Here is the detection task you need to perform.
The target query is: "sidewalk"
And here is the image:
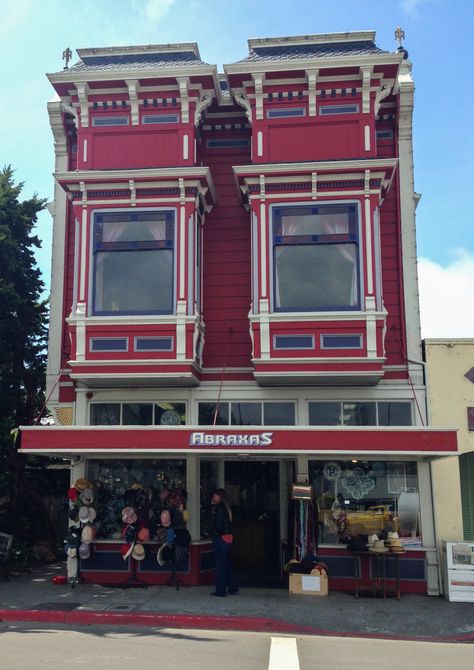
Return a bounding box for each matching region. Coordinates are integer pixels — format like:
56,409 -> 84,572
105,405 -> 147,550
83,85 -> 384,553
1,562 -> 474,642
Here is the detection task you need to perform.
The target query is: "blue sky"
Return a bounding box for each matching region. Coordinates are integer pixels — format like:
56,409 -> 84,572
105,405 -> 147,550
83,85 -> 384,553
1,0 -> 473,337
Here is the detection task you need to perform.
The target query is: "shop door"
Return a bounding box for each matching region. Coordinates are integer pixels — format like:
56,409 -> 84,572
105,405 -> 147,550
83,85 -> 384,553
225,461 -> 281,582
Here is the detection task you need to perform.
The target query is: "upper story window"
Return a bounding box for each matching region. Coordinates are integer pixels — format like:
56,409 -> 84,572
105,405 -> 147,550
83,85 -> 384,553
198,401 -> 296,426
142,113 -> 179,124
272,204 -> 360,312
93,210 -> 174,315
267,108 -> 306,118
92,116 -> 129,126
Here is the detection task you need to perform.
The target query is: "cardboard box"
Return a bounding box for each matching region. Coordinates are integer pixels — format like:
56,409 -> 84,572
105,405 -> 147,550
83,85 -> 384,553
289,572 -> 328,596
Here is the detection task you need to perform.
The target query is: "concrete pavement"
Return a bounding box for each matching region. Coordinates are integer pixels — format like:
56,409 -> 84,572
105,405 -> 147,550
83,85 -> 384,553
1,562 -> 474,642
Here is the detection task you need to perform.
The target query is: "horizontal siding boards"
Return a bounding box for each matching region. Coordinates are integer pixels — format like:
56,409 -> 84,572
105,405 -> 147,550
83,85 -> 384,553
201,149 -> 252,370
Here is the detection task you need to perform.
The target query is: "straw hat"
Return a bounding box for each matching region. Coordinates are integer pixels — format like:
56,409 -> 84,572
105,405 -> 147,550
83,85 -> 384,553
369,539 -> 389,553
132,543 -> 146,561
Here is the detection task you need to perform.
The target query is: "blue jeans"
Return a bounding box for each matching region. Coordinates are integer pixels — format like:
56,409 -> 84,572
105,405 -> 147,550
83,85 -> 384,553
213,537 -> 237,596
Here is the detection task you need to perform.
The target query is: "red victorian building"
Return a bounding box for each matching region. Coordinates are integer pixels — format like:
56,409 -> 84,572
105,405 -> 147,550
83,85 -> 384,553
21,31 -> 457,594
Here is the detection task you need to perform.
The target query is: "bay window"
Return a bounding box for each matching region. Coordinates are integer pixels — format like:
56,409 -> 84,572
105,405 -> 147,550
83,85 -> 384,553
272,203 -> 360,311
93,210 -> 174,315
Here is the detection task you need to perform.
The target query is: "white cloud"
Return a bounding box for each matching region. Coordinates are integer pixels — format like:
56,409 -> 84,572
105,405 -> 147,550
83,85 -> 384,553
418,249 -> 474,338
399,0 -> 438,18
131,0 -> 177,23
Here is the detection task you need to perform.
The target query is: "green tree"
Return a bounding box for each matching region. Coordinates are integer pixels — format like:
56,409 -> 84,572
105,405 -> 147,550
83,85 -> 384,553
0,166 -> 51,552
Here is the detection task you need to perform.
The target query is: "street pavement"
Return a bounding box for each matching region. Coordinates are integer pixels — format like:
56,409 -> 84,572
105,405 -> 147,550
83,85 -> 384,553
1,562 -> 474,642
0,624 -> 473,670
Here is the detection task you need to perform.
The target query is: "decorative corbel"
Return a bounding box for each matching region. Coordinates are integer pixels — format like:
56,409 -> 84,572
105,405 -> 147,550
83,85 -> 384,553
259,174 -> 266,202
194,92 -> 214,126
79,181 -> 87,208
360,66 -> 373,114
179,178 -> 186,205
129,179 -> 136,206
47,101 -> 68,158
364,170 -> 371,197
60,98 -> 79,129
374,79 -> 394,117
125,79 -> 140,125
75,82 -> 90,127
234,91 -> 252,124
253,74 -> 265,120
306,69 -> 318,117
177,77 -> 190,123
311,172 -> 318,200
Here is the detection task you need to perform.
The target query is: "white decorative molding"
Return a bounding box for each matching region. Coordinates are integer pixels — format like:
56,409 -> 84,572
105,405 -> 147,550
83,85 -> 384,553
234,91 -> 252,124
79,206 -> 88,303
259,299 -> 270,359
75,82 -> 90,127
60,99 -> 78,129
311,172 -> 318,200
75,302 -> 87,362
365,295 -> 377,358
129,179 -> 136,206
82,139 -> 87,164
47,101 -> 68,157
259,174 -> 266,202
364,125 -> 371,151
364,170 -> 373,295
260,201 -> 267,298
257,130 -> 263,157
179,204 -> 186,300
176,300 -> 187,360
253,73 -> 265,120
125,79 -> 140,125
374,80 -> 394,117
360,66 -> 373,114
306,69 -> 318,116
194,92 -> 213,126
183,134 -> 189,160
176,77 -> 190,123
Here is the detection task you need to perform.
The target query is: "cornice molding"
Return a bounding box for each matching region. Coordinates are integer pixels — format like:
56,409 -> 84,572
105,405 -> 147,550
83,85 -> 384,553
233,158 -> 398,176
248,31 -> 377,49
47,101 -> 68,157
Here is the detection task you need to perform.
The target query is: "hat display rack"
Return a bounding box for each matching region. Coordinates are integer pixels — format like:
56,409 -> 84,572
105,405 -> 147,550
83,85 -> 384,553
65,478 -> 97,587
120,484 -> 150,588
287,483 -> 319,563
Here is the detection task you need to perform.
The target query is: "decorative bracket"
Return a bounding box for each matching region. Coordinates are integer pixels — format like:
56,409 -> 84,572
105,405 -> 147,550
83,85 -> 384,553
374,79 -> 394,117
125,79 -> 140,125
177,77 -> 190,123
253,73 -> 265,120
47,101 -> 68,157
75,82 -> 90,127
360,66 -> 373,114
79,181 -> 87,208
129,179 -> 136,206
179,178 -> 186,205
61,99 -> 78,129
259,174 -> 266,202
234,91 -> 252,124
194,92 -> 214,126
306,69 -> 318,117
311,172 -> 318,200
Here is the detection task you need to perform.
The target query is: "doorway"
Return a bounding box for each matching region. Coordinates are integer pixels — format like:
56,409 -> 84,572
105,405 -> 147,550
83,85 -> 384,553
225,460 -> 281,583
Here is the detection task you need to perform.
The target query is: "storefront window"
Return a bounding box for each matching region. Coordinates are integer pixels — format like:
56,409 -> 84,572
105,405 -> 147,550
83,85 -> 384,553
308,401 -> 412,426
198,401 -> 296,426
90,402 -> 186,425
309,460 -> 421,546
87,459 -> 186,539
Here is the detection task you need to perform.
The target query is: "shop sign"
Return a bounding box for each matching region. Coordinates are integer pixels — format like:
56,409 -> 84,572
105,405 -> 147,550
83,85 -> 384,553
189,432 -> 273,447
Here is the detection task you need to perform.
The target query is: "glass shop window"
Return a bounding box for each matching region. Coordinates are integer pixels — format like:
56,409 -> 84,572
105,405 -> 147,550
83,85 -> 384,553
90,403 -> 121,425
309,460 -> 421,546
87,458 -> 186,539
197,402 -> 296,426
200,460 -> 219,538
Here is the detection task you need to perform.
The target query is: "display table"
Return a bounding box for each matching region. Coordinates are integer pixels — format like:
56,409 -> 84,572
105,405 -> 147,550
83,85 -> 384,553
350,550 -> 405,600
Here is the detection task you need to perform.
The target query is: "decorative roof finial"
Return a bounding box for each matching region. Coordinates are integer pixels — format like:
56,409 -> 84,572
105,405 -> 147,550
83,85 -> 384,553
62,47 -> 73,70
394,26 -> 405,48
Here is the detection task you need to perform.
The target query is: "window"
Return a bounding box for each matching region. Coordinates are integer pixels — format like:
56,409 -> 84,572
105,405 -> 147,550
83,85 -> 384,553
376,129 -> 394,140
309,459 -> 421,545
93,210 -> 174,315
134,337 -> 173,352
319,104 -> 359,115
308,401 -> 413,426
206,138 -> 250,148
87,459 -> 186,539
90,337 -> 128,352
267,108 -> 305,118
92,116 -> 129,126
272,204 -> 359,311
320,334 -> 362,349
142,113 -> 179,124
198,402 -> 295,426
274,335 -> 314,350
90,402 -> 186,425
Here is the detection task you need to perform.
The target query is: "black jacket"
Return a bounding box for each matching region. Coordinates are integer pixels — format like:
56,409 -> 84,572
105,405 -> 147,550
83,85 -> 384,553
208,502 -> 232,540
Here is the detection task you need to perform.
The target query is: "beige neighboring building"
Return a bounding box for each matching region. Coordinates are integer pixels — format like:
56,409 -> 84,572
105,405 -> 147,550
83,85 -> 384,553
425,339 -> 474,551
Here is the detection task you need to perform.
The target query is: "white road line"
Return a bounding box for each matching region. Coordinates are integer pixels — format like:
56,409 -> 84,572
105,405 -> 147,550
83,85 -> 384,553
268,636 -> 300,670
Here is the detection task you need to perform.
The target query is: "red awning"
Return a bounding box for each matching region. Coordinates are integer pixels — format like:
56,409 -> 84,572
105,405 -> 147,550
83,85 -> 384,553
19,425 -> 458,459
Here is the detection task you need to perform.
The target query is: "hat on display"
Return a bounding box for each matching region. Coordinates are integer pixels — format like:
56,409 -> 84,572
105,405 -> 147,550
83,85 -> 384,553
87,507 -> 97,523
81,525 -> 95,544
120,543 -> 134,560
137,527 -> 150,543
74,478 -> 92,492
65,528 -> 81,549
387,531 -> 399,539
68,507 -> 79,522
67,547 -> 77,558
132,543 -> 146,561
168,489 -> 186,508
155,526 -> 167,544
346,535 -> 367,552
130,482 -> 144,490
123,525 -> 137,544
160,509 -> 171,528
78,542 -> 91,560
80,488 -> 94,506
157,543 -> 175,566
369,539 -> 389,553
78,506 -> 90,523
68,487 -> 78,502
122,506 -> 138,525
368,534 -> 379,546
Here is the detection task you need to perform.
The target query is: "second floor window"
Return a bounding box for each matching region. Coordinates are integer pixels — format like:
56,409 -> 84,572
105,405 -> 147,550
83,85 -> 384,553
93,210 -> 174,315
272,204 -> 360,311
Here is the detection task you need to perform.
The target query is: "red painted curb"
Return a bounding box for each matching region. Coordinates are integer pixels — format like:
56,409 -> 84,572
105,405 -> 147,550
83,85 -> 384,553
0,609 -> 473,644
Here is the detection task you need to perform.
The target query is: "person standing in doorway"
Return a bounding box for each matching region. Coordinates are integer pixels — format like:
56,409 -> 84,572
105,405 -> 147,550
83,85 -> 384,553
209,488 -> 239,597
